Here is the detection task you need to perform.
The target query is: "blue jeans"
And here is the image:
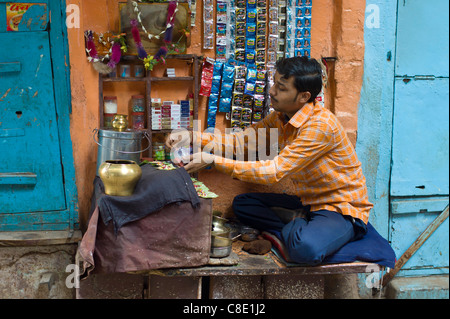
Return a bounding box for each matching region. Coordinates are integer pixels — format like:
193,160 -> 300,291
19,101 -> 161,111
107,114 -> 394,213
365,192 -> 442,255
232,192 -> 360,265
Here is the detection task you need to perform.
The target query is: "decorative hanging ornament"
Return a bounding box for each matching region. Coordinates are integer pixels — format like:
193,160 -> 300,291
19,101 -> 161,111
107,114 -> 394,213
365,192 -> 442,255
131,0 -> 179,41
85,31 -> 125,74
129,0 -> 180,70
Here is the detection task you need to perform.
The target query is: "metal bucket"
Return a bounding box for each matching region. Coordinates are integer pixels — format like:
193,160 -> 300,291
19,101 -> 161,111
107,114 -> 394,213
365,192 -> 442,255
93,129 -> 150,174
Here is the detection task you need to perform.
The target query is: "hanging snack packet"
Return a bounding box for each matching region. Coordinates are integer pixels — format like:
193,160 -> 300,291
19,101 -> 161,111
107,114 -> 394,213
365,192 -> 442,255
206,61 -> 223,128
253,94 -> 265,110
231,106 -> 243,121
218,63 -> 235,112
199,57 -> 215,96
232,92 -> 244,107
234,79 -> 245,94
241,107 -> 253,122
207,93 -> 219,128
244,65 -> 257,96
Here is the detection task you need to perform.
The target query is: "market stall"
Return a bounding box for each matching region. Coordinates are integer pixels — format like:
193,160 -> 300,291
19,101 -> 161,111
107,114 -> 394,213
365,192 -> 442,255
77,0 -> 395,298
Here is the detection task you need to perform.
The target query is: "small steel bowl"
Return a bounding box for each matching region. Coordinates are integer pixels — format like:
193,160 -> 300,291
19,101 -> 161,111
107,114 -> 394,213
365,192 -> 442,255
210,245 -> 232,258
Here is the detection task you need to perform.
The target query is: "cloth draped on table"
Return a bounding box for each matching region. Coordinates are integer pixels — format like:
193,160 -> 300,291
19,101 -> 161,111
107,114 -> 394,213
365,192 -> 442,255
93,164 -> 200,234
78,165 -> 211,278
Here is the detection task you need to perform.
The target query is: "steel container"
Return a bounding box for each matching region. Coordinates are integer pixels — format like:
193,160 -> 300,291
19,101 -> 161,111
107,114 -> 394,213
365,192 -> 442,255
94,129 -> 149,174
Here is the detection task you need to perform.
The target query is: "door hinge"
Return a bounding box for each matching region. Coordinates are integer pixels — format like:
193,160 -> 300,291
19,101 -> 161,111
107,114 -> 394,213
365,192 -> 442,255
414,75 -> 436,81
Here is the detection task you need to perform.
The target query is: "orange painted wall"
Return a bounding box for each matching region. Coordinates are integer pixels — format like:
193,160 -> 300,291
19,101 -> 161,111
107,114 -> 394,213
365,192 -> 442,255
67,0 -> 365,229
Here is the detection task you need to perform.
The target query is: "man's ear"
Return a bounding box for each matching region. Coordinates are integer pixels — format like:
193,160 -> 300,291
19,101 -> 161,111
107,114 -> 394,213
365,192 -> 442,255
297,91 -> 311,104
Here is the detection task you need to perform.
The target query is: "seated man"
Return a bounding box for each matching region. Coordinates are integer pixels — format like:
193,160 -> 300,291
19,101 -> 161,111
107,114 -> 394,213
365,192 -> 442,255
167,57 -> 373,265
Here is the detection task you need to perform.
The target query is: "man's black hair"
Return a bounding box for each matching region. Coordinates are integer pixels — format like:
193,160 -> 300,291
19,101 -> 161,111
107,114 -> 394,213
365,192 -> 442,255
275,56 -> 323,103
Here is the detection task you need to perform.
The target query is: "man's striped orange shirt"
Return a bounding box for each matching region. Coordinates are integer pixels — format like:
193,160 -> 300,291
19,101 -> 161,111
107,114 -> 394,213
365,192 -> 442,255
198,102 -> 373,224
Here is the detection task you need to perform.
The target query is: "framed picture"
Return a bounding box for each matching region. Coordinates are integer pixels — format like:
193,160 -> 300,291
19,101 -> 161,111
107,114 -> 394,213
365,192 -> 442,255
119,2 -> 191,55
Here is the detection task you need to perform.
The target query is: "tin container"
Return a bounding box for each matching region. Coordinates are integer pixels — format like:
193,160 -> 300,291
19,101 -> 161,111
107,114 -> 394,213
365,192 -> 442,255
93,129 -> 150,174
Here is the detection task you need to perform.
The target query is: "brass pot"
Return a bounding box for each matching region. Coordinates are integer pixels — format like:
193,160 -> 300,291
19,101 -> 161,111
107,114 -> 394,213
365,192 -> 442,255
211,235 -> 232,248
98,160 -> 142,196
212,215 -> 228,230
211,230 -> 232,248
112,114 -> 128,132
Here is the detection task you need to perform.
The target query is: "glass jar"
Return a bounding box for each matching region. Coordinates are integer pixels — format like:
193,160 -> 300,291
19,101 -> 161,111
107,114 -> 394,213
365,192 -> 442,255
131,95 -> 145,112
152,142 -> 165,161
119,64 -> 131,78
134,64 -> 145,78
103,113 -> 116,129
103,96 -> 118,114
131,112 -> 145,130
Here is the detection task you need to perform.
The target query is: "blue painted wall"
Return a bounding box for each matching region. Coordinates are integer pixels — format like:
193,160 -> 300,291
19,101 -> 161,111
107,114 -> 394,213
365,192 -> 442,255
356,0 -> 398,239
357,0 -> 449,276
0,0 -> 78,231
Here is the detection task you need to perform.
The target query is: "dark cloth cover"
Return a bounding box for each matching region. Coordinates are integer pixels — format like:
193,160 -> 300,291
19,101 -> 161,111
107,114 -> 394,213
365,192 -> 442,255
93,164 -> 200,234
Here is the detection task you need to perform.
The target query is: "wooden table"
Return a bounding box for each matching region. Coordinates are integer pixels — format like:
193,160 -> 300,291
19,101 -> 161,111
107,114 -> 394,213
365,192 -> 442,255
143,241 -> 383,299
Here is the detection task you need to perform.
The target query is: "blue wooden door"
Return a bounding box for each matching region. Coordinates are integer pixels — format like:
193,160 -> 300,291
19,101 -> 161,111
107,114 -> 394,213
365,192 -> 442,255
390,0 -> 449,276
0,2 -> 68,225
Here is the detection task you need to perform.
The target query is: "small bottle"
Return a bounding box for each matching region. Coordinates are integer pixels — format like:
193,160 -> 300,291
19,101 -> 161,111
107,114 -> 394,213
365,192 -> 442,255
153,143 -> 165,161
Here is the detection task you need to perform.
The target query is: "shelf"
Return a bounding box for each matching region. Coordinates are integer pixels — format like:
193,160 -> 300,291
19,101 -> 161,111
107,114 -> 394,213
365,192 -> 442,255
151,129 -> 193,133
98,54 -> 200,158
102,76 -> 195,82
149,76 -> 194,81
102,77 -> 147,82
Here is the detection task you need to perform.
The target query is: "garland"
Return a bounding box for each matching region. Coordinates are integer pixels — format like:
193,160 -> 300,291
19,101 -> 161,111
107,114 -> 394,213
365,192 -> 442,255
130,0 -> 181,71
85,31 -> 126,74
131,0 -> 178,41
85,1 -> 188,73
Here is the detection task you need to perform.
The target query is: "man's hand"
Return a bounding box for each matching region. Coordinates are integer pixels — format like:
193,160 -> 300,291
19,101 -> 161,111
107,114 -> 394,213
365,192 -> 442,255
165,129 -> 192,150
183,152 -> 215,174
